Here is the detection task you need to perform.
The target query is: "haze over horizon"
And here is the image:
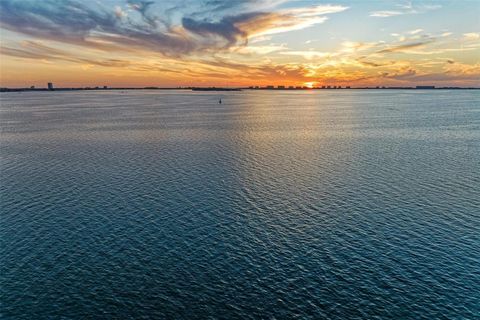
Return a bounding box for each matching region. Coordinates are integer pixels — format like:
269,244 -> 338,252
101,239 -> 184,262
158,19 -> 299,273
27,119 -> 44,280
0,0 -> 479,88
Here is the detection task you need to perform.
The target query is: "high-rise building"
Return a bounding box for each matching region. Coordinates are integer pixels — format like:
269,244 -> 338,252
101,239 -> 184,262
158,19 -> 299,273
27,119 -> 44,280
48,82 -> 54,90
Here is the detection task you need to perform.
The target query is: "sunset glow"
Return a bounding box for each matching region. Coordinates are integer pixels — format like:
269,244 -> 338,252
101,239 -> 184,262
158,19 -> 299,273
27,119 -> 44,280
0,0 -> 479,88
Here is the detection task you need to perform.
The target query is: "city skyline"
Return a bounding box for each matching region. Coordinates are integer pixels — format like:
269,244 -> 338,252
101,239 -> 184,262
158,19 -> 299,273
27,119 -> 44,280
1,0 -> 479,88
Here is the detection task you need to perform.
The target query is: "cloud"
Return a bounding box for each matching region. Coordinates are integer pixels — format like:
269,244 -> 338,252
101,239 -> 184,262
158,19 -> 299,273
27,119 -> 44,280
0,48 -> 131,69
356,59 -> 388,67
0,38 -> 311,83
182,13 -> 254,45
0,41 -> 132,67
370,11 -> 403,18
409,29 -> 423,35
340,41 -> 379,53
378,39 -> 435,53
279,51 -> 331,60
231,44 -> 287,55
370,3 -> 441,18
191,0 -> 288,15
0,0 -> 347,56
0,0 -> 201,55
2,1 -> 477,88
375,61 -> 480,84
183,4 -> 348,43
463,32 -> 480,41
3,37 -> 478,87
374,31 -> 480,56
114,6 -> 127,19
0,0 -> 117,42
126,0 -> 158,27
401,72 -> 480,83
444,61 -> 480,76
249,35 -> 272,44
381,67 -> 417,79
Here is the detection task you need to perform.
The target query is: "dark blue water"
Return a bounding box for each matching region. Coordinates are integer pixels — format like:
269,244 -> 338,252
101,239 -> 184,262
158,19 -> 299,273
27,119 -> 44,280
1,90 -> 479,319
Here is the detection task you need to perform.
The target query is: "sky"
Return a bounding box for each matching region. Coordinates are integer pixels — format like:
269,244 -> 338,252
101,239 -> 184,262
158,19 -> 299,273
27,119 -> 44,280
0,0 -> 479,88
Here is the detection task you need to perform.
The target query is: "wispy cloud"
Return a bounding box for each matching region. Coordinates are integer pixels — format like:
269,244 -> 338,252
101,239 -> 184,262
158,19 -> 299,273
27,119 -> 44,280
409,29 -> 423,35
370,3 -> 441,18
370,11 -> 403,18
230,44 -> 287,55
381,66 -> 417,79
0,0 -> 347,56
0,41 -> 132,68
279,51 -> 332,60
183,4 -> 347,43
378,39 -> 435,53
463,32 -> 480,41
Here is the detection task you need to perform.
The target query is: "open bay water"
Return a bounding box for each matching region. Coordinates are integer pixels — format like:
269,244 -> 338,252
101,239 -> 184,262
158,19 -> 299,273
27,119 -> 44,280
0,90 -> 479,319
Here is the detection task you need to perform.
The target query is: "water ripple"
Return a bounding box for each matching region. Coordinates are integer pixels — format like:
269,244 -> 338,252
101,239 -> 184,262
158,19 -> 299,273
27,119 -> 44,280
1,90 -> 479,319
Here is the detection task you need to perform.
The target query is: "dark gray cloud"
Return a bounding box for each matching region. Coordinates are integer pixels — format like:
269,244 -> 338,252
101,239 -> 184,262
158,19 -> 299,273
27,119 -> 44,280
182,12 -> 269,45
381,68 -> 417,79
356,58 -> 388,67
188,0 -> 277,17
378,39 -> 435,53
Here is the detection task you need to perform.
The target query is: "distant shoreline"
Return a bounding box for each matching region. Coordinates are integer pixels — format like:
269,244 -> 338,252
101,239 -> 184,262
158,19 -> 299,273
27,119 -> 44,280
1,86 -> 479,93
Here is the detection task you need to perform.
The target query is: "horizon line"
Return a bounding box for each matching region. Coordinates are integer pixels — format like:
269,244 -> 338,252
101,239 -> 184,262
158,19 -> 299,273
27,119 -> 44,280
2,86 -> 480,92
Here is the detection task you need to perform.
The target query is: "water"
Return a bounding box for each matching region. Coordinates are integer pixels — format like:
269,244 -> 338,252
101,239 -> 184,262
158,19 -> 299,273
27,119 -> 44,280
1,90 -> 479,319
